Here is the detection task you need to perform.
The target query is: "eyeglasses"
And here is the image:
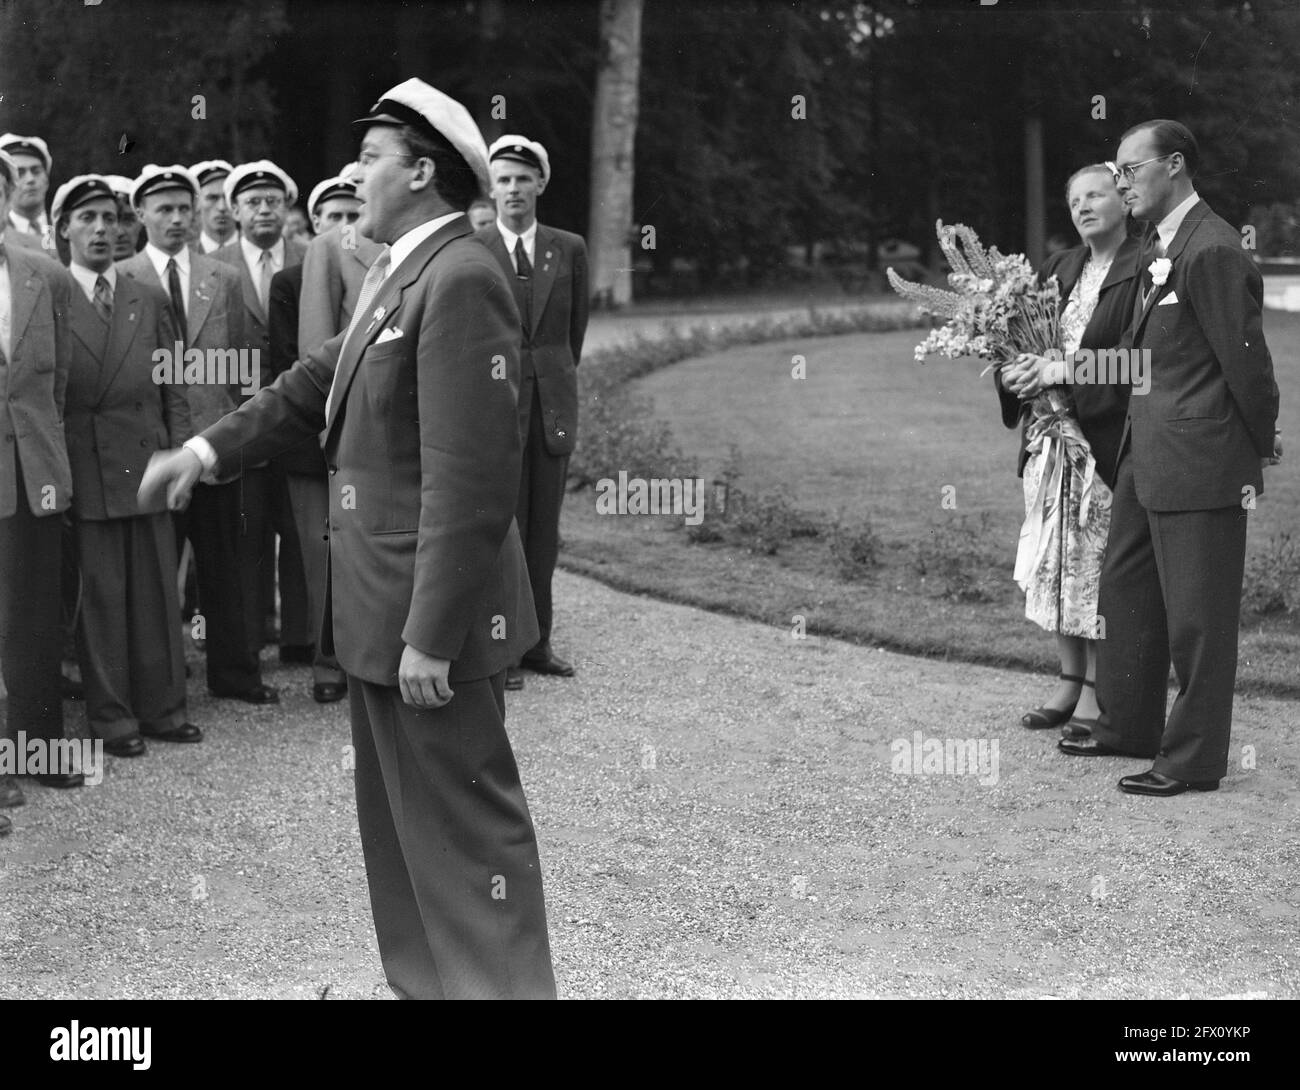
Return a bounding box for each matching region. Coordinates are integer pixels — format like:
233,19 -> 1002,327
356,151 -> 417,168
1106,154 -> 1174,184
241,195 -> 284,210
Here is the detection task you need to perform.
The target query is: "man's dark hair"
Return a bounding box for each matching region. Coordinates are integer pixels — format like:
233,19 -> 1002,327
396,123 -> 483,211
1121,119 -> 1199,176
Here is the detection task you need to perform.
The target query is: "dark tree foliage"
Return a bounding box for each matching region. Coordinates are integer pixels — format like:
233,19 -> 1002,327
2,0 -> 1298,280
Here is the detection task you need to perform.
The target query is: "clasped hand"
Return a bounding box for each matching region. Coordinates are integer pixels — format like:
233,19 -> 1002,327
1002,352 -> 1063,399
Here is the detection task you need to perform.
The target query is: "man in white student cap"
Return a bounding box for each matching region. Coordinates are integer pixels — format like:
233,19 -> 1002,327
190,159 -> 236,253
480,134 -> 588,692
140,77 -> 554,999
214,159 -> 311,667
0,133 -> 53,249
100,174 -> 142,260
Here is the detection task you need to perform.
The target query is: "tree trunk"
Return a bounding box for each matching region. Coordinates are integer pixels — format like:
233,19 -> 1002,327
587,0 -> 643,309
1024,114 -> 1045,267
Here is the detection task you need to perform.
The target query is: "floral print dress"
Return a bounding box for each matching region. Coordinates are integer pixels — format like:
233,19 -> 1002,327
1015,254 -> 1114,637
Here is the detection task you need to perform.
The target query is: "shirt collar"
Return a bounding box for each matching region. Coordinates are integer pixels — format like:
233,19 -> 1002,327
241,235 -> 284,269
388,211 -> 463,277
1157,190 -> 1199,253
495,218 -> 537,253
69,260 -> 117,299
8,209 -> 48,234
199,231 -> 226,253
146,241 -> 189,279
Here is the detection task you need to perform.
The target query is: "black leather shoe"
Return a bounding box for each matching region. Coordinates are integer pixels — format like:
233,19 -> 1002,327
505,666 -> 525,691
32,772 -> 85,789
520,647 -> 575,677
0,775 -> 25,809
313,682 -> 347,704
280,644 -> 316,665
1057,738 -> 1127,757
104,734 -> 147,757
0,812 -> 11,836
141,722 -> 203,744
1119,770 -> 1219,796
210,684 -> 280,705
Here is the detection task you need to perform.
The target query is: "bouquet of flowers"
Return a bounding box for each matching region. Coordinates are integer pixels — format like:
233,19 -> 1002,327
889,222 -> 1101,584
887,220 -> 1061,378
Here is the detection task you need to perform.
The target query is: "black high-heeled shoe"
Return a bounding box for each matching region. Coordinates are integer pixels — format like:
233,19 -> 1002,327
1021,673 -> 1085,729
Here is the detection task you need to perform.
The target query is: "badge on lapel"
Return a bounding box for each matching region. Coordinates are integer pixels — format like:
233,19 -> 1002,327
364,306 -> 387,336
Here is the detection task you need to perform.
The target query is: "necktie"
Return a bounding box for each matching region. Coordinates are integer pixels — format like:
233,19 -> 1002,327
93,274 -> 113,323
167,257 -> 188,346
325,245 -> 392,421
514,237 -> 533,330
258,249 -> 274,313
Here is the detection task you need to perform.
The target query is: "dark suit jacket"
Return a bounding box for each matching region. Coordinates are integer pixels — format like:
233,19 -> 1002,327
64,274 -> 191,520
996,234 -> 1141,484
201,214 -> 538,686
476,223 -> 588,455
213,236 -> 307,394
266,262 -> 324,477
1123,199 -> 1279,511
0,244 -> 74,517
116,249 -> 247,435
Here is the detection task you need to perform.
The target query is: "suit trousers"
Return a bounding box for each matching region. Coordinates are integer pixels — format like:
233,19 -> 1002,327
285,472 -> 345,685
1094,451 -> 1248,781
0,462 -> 65,744
185,470 -> 271,696
261,464 -> 311,648
516,382 -> 567,651
73,513 -> 188,740
350,671 -> 556,999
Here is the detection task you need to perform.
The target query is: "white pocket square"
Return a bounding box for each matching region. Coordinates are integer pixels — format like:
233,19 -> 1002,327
1157,291 -> 1179,306
375,326 -> 404,343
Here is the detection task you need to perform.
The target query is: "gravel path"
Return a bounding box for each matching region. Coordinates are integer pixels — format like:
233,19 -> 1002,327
3,571 -> 1297,998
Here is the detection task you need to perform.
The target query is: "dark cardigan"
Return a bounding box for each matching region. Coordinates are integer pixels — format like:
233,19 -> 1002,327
995,233 -> 1142,485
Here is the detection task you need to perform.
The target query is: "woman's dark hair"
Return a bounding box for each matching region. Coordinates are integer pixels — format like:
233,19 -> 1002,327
1120,119 -> 1199,176
397,123 -> 483,211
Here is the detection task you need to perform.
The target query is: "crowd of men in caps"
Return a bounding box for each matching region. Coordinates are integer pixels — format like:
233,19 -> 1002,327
0,126 -> 587,837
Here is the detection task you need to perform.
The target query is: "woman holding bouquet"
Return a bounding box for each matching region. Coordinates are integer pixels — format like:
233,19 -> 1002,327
997,164 -> 1141,738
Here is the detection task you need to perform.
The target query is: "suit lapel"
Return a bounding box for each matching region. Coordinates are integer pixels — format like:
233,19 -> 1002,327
324,215 -> 472,438
529,225 -> 558,337
94,278 -> 142,402
69,286 -> 109,363
1132,201 -> 1208,340
187,265 -> 216,342
7,250 -> 42,351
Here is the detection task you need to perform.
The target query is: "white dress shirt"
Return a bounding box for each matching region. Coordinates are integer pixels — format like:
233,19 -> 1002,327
8,209 -> 49,240
145,243 -> 191,317
199,232 -> 226,254
495,218 -> 537,271
186,211 -> 463,475
69,261 -> 118,303
1156,190 -> 1200,255
240,236 -> 284,290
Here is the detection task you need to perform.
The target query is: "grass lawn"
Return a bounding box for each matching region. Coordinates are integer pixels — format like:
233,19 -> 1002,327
559,307 -> 1300,697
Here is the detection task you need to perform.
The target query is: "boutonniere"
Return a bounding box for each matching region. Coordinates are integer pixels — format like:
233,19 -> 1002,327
1149,257 -> 1172,288
364,305 -> 386,335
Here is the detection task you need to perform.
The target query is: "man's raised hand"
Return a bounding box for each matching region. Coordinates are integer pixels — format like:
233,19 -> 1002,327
138,448 -> 203,512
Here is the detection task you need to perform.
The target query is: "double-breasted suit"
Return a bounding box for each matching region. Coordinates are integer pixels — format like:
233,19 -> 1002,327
200,213 -> 551,998
64,272 -> 192,739
0,244 -> 73,747
117,248 -> 271,697
1094,199 -> 1279,782
214,236 -> 311,656
477,222 -> 588,654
